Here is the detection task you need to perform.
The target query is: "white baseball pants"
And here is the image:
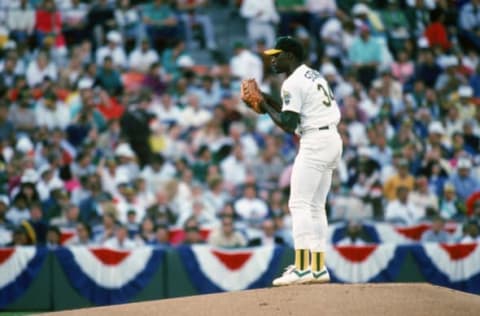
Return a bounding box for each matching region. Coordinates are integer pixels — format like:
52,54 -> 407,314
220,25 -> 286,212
289,127 -> 342,252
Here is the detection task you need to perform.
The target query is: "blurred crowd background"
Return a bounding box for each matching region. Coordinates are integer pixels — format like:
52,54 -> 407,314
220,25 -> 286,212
0,0 -> 480,250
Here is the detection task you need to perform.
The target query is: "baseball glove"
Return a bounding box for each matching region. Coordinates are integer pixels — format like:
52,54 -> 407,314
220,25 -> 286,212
240,79 -> 265,114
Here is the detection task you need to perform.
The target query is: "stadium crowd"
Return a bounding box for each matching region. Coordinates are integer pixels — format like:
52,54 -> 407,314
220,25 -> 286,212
0,0 -> 480,250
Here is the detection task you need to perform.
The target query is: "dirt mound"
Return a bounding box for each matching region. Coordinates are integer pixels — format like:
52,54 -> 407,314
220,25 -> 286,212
43,283 -> 480,316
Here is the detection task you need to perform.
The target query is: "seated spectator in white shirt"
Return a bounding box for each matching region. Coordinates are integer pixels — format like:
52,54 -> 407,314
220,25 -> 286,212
103,224 -> 142,249
458,221 -> 480,244
151,94 -> 182,125
26,51 -> 58,87
234,184 -> 269,229
409,176 -> 439,218
128,39 -> 159,73
208,215 -> 247,248
248,218 -> 285,246
35,91 -> 71,130
96,30 -> 127,69
385,186 -> 424,225
240,0 -> 279,48
66,222 -> 93,246
229,42 -> 263,83
191,75 -> 222,109
116,185 -> 146,224
6,194 -> 31,226
220,143 -> 248,188
140,153 -> 177,193
421,216 -> 451,243
179,93 -> 212,129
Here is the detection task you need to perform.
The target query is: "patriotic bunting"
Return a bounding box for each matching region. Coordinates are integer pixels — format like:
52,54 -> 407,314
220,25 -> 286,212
55,246 -> 165,305
177,245 -> 284,293
411,243 -> 480,294
327,244 -> 407,283
0,247 -> 47,308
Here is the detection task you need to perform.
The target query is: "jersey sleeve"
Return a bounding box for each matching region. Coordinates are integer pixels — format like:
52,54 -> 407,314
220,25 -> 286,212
281,78 -> 302,114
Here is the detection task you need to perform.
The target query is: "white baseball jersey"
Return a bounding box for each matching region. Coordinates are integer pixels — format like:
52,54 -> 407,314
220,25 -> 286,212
281,64 -> 341,134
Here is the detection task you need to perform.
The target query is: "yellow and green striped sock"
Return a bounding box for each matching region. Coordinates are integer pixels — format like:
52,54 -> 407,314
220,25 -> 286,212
311,252 -> 325,272
294,249 -> 309,271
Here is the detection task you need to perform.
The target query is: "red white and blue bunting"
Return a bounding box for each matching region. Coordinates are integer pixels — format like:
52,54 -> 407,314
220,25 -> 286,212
411,243 -> 480,294
55,246 -> 165,305
330,222 -> 459,244
327,244 -> 407,283
177,245 -> 284,293
0,247 -> 47,308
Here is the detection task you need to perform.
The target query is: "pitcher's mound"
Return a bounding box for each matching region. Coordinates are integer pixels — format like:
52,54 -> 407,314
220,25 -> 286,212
45,283 -> 480,316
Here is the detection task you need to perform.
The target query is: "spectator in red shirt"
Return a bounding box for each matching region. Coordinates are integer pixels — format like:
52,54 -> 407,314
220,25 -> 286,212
424,9 -> 451,52
35,0 -> 65,49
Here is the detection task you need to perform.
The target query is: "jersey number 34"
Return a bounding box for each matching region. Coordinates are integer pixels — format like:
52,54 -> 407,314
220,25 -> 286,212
317,84 -> 335,107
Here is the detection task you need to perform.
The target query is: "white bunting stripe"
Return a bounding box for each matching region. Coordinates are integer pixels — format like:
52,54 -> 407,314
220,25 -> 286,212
423,244 -> 480,282
0,247 -> 36,288
326,244 -> 397,283
191,245 -> 275,291
69,246 -> 153,289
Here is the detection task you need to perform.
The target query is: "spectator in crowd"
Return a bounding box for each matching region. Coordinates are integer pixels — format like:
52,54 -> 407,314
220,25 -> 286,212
459,0 -> 480,50
380,0 -> 410,55
234,184 -> 268,230
438,183 -> 465,220
424,9 -> 451,52
50,203 -> 80,229
96,56 -> 123,96
154,223 -> 170,246
9,90 -> 36,134
458,220 -> 480,243
128,39 -> 159,73
46,225 -> 61,248
120,92 -> 155,167
87,0 -> 115,47
220,143 -> 248,188
66,221 -> 92,246
136,216 -> 156,245
93,211 -> 117,244
421,215 -> 450,243
385,186 -> 424,225
180,94 -> 212,129
35,91 -> 70,130
337,220 -> 371,246
181,216 -> 204,245
142,0 -> 182,49
208,214 -> 246,248
104,223 -> 141,249
391,50 -> 414,84
248,218 -> 285,246
348,24 -> 382,89
95,30 -> 127,69
229,41 -> 263,84
176,0 -> 217,50
409,176 -> 439,218
383,158 -> 415,201
449,158 -> 480,201
240,0 -> 279,48
276,0 -> 308,37
9,222 -> 36,246
7,0 -> 36,44
60,0 -> 89,47
115,0 -> 143,49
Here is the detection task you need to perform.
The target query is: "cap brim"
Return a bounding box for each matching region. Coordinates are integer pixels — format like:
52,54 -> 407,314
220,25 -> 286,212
264,49 -> 282,56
